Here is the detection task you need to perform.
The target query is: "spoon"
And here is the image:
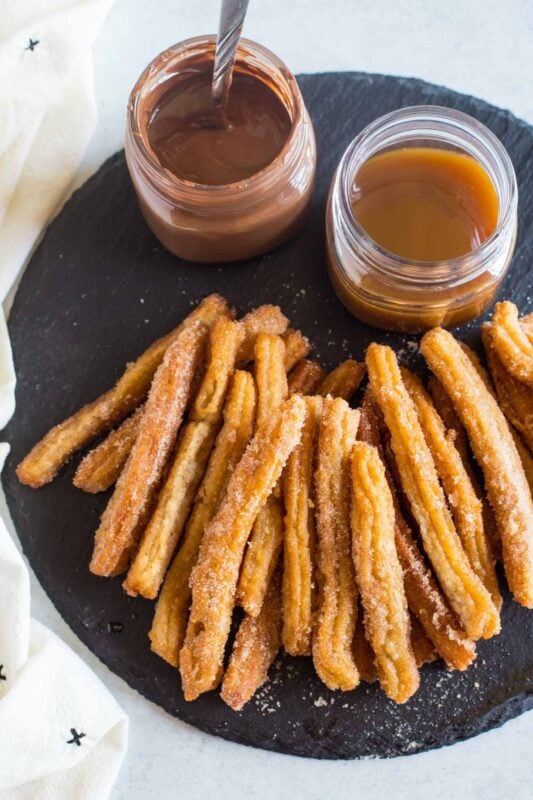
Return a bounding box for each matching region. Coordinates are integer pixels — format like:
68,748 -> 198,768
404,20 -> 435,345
209,0 -> 251,128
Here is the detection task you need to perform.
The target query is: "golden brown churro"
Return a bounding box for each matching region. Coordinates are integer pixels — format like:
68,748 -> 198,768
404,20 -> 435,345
282,329 -> 311,372
149,370 -> 256,667
317,359 -> 365,400
402,368 -> 501,611
221,571 -> 282,711
17,294 -> 229,487
124,317 -> 244,599
179,394 -> 306,700
353,606 -> 378,683
366,343 -> 499,640
313,397 -> 360,691
409,613 -> 437,667
237,333 -> 288,616
282,395 -> 323,656
73,405 -> 144,493
90,320 -> 209,577
482,323 -> 533,452
287,360 -> 326,395
421,327 -> 533,608
236,305 -> 289,364
351,441 -> 419,703
491,301 -> 533,386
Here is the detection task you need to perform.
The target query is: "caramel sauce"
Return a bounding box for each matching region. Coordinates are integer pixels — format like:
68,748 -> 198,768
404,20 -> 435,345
352,147 -> 499,261
147,71 -> 292,185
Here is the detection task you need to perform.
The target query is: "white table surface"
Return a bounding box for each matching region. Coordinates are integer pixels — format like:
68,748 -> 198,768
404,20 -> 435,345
19,0 -> 533,798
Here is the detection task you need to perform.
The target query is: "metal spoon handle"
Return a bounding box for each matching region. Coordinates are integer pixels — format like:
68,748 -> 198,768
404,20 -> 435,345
210,0 -> 250,126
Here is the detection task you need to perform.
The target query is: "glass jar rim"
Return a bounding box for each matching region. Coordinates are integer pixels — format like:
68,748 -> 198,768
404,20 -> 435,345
336,105 -> 518,285
127,35 -> 304,196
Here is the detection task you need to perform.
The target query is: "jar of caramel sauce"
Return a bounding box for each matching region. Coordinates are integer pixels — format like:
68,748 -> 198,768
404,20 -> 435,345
326,106 -> 518,333
125,36 -> 316,263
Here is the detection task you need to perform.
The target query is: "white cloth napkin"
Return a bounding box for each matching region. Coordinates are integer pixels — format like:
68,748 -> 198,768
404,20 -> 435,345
0,2 -> 128,798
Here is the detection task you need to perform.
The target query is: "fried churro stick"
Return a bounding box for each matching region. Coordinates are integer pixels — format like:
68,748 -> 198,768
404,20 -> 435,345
17,294 -> 230,488
351,441 -> 419,703
124,317 -> 245,599
282,395 -> 323,656
482,323 -> 533,452
221,570 -> 282,711
236,305 -> 289,364
312,397 -> 360,691
421,327 -> 533,608
353,605 -> 377,683
283,329 -> 311,372
402,368 -> 501,612
409,613 -> 437,667
73,406 -> 144,493
90,321 -> 208,577
429,376 -> 501,560
287,360 -> 326,395
491,301 -> 533,386
149,371 -> 256,666
317,360 -> 365,400
237,334 -> 288,616
358,394 -> 476,670
366,344 -> 499,639
179,394 -> 307,700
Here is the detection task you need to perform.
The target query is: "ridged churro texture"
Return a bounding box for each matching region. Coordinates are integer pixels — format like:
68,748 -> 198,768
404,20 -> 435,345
402,368 -> 501,611
179,394 -> 307,700
124,317 -> 244,599
282,395 -> 323,656
421,327 -> 533,608
351,441 -> 419,703
150,370 -> 256,667
482,323 -> 533,452
73,405 -> 144,493
358,394 -> 476,670
366,343 -> 500,639
491,301 -> 533,386
313,397 -> 360,691
287,360 -> 326,395
17,293 -> 230,487
236,304 -> 289,364
317,360 -> 365,400
90,320 -> 209,577
282,329 -> 311,372
221,570 -> 282,711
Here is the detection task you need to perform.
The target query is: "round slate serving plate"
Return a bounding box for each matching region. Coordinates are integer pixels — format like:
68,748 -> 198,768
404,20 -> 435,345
2,72 -> 533,760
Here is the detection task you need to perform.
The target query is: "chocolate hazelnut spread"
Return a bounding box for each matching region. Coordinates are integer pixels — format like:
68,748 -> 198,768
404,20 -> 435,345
147,72 -> 292,185
125,36 -> 316,263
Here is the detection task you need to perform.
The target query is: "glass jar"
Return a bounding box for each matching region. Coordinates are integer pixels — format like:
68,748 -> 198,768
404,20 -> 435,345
326,106 -> 518,333
125,36 -> 316,263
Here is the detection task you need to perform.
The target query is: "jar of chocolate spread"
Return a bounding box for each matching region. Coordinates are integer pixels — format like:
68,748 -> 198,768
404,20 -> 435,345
125,36 -> 317,263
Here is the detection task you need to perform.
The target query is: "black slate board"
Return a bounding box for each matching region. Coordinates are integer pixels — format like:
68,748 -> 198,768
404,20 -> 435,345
2,72 -> 533,760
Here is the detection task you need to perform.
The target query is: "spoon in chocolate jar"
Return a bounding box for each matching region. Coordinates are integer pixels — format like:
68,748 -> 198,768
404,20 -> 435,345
209,0 -> 251,128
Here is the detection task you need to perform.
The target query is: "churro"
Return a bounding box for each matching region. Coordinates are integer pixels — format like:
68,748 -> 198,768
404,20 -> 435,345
402,368 -> 501,611
90,320 -> 208,577
409,613 -> 437,667
421,327 -> 533,608
482,323 -> 533,452
287,360 -> 326,395
366,343 -> 499,640
17,294 -> 229,487
73,405 -> 144,493
124,317 -> 244,599
237,333 -> 288,616
358,393 -> 476,670
149,370 -> 256,667
351,441 -> 419,703
312,397 -> 360,691
236,304 -> 289,364
221,570 -> 282,711
283,329 -> 311,372
179,394 -> 306,700
282,395 -> 323,656
317,359 -> 365,400
491,300 -> 533,386
353,605 -> 377,683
